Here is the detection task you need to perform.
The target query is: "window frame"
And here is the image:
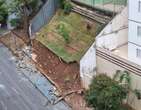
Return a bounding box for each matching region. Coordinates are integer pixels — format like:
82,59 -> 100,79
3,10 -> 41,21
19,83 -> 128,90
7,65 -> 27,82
136,48 -> 141,58
138,0 -> 141,12
137,26 -> 141,37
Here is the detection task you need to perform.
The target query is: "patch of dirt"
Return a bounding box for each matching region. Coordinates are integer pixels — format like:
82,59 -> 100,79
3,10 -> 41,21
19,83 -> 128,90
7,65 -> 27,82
32,40 -> 91,110
0,31 -> 92,110
0,32 -> 26,54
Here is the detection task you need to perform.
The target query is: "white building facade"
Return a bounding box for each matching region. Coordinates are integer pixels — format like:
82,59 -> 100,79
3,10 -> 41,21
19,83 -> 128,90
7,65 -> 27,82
128,0 -> 141,65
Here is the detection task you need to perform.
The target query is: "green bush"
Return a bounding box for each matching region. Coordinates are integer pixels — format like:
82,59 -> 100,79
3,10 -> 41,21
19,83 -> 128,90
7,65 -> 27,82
85,74 -> 128,110
63,1 -> 72,14
0,0 -> 8,24
57,23 -> 70,43
10,18 -> 20,27
60,0 -> 65,9
85,71 -> 141,110
60,0 -> 72,14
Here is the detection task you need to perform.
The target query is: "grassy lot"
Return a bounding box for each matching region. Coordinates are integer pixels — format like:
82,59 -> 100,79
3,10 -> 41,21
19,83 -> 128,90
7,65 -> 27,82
36,10 -> 103,63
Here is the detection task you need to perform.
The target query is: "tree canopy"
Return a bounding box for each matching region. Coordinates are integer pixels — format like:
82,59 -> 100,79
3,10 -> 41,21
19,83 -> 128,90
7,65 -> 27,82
0,0 -> 8,24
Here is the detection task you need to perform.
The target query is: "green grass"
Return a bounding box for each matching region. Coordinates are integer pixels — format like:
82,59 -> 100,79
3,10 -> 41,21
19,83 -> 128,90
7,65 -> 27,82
36,10 -> 103,63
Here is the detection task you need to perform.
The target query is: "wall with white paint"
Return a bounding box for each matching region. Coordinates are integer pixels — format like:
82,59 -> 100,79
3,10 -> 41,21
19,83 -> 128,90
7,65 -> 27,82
80,43 -> 96,89
129,0 -> 141,22
80,7 -> 128,88
128,21 -> 141,45
96,7 -> 128,50
128,0 -> 141,66
128,43 -> 141,66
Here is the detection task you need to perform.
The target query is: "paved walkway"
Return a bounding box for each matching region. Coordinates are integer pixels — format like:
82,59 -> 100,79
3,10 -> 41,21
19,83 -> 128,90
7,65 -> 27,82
0,43 -> 71,110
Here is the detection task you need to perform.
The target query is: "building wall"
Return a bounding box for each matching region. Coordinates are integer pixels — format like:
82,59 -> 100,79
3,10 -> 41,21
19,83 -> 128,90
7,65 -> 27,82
128,21 -> 141,45
129,0 -> 141,22
96,7 -> 128,50
80,7 -> 127,88
128,0 -> 141,65
80,43 -> 96,89
96,28 -> 128,50
128,43 -> 141,66
96,55 -> 141,110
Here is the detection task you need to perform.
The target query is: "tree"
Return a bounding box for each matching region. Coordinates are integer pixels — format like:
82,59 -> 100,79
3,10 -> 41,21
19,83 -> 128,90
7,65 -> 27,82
85,74 -> 127,110
7,0 -> 41,44
0,0 -> 8,24
85,71 -> 141,110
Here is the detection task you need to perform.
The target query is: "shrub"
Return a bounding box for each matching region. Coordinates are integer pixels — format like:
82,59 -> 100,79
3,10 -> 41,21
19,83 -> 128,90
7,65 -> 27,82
85,74 -> 128,110
10,18 -> 20,27
60,0 -> 72,14
57,23 -> 70,43
60,0 -> 65,9
63,1 -> 72,14
85,71 -> 141,110
0,0 -> 8,24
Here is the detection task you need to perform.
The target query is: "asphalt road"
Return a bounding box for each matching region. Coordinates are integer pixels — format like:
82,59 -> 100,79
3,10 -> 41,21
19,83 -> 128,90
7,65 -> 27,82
0,43 -> 70,110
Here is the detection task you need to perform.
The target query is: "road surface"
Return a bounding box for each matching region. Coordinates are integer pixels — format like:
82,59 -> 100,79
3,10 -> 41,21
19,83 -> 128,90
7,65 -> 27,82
0,43 -> 70,110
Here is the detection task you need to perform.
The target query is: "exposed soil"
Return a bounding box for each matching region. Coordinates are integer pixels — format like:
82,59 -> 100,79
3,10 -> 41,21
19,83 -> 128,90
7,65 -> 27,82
36,10 -> 102,63
0,31 -> 91,110
32,40 -> 91,110
0,32 -> 26,54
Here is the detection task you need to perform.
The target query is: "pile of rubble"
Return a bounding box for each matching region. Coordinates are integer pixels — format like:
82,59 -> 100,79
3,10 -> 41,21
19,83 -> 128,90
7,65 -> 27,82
14,46 -> 69,108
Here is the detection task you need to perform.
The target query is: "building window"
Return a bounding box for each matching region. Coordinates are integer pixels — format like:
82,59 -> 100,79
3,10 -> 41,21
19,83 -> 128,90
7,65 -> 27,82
138,1 -> 141,12
136,48 -> 141,58
137,26 -> 141,37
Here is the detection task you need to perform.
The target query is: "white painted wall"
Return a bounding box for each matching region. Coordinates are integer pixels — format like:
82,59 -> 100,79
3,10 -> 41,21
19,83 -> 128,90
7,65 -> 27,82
128,43 -> 141,66
128,0 -> 141,66
80,7 -> 128,88
96,28 -> 128,50
128,21 -> 141,45
80,43 -> 96,89
96,7 -> 128,50
129,0 -> 141,22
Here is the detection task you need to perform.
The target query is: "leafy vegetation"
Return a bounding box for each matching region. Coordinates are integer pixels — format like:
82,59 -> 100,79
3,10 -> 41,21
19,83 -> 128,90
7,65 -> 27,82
63,0 -> 72,14
7,0 -> 41,39
10,18 -> 20,27
57,23 -> 70,43
60,0 -> 72,14
0,0 -> 8,24
36,10 -> 103,62
85,74 -> 127,110
85,71 -> 141,110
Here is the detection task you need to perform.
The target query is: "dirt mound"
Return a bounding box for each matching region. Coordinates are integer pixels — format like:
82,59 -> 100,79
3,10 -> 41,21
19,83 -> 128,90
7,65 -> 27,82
32,40 -> 91,110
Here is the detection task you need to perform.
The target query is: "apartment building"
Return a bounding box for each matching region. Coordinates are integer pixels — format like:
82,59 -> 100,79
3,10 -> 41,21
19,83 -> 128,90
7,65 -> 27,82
128,0 -> 141,65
